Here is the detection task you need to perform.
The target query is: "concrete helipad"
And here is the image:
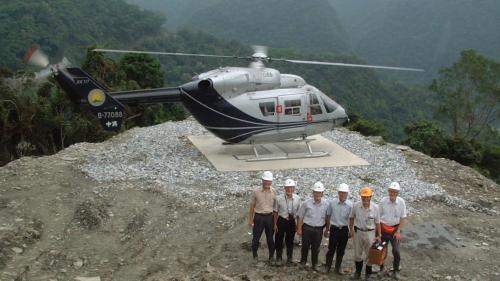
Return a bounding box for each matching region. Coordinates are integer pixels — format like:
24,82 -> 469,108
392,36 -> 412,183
188,134 -> 369,171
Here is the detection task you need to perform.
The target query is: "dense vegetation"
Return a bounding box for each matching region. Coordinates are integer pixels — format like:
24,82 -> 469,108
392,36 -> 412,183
403,51 -> 499,182
0,0 -> 166,70
330,0 -> 500,81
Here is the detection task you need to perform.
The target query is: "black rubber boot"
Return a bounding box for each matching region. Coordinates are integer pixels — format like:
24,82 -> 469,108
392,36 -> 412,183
365,265 -> 373,280
276,250 -> 282,262
325,255 -> 333,273
334,255 -> 344,275
351,261 -> 363,280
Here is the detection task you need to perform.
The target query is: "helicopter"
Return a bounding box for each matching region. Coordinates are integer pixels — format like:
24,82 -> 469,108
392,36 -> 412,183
25,46 -> 423,160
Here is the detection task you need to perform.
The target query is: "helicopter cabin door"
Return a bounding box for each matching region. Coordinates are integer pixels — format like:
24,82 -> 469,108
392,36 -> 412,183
305,92 -> 326,135
277,94 -> 307,136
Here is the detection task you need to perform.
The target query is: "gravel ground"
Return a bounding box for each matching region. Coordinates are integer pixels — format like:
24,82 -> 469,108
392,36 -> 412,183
1,120 -> 499,281
75,119 -> 493,216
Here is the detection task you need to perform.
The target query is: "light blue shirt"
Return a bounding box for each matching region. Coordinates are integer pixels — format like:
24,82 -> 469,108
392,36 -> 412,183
297,198 -> 329,227
327,198 -> 353,226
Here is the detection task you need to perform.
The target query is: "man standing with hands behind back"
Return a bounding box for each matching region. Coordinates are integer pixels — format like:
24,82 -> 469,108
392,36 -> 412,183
296,181 -> 329,271
249,171 -> 277,263
324,183 -> 352,275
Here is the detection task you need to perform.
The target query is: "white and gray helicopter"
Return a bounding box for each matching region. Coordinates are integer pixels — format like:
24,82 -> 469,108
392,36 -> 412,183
27,46 -> 422,160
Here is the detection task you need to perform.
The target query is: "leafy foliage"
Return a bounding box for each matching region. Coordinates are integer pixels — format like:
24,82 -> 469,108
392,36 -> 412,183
403,121 -> 448,157
0,0 -> 165,69
430,49 -> 500,141
347,113 -> 387,139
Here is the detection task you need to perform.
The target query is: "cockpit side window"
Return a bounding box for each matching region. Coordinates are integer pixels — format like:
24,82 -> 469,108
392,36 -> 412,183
259,101 -> 276,116
310,94 -> 323,115
321,95 -> 339,113
284,99 -> 301,115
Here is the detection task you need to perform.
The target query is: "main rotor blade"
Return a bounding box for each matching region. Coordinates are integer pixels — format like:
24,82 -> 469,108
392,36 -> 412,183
280,59 -> 424,72
93,48 -> 246,60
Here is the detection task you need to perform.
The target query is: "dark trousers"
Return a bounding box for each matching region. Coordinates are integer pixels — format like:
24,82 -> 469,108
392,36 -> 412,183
325,225 -> 349,269
274,216 -> 296,260
382,232 -> 401,270
300,224 -> 324,267
252,213 -> 275,259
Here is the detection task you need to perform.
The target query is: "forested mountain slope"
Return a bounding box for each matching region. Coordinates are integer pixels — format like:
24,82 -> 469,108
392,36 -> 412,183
127,0 -> 350,53
329,0 -> 500,79
0,0 -> 165,69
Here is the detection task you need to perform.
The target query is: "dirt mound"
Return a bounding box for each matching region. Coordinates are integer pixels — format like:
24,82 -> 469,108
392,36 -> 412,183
73,198 -> 109,230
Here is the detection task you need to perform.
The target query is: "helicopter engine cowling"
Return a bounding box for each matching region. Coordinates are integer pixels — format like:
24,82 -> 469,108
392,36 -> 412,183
210,70 -> 250,95
280,74 -> 306,88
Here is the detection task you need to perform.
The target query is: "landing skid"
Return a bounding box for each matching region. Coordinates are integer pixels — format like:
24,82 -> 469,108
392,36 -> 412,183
229,138 -> 330,162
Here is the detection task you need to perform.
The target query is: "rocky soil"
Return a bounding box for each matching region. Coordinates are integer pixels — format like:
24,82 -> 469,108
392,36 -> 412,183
0,120 -> 499,281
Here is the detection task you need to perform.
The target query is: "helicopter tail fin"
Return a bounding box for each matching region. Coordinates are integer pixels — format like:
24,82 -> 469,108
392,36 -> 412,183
54,67 -> 125,131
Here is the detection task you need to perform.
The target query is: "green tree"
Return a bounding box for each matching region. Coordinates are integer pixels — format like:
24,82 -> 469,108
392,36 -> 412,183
119,53 -> 165,89
402,120 -> 449,157
430,49 -> 500,140
347,114 -> 387,139
481,145 -> 500,182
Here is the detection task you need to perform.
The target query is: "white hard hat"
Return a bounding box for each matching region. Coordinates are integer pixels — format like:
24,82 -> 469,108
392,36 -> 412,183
262,171 -> 273,181
313,181 -> 325,192
389,182 -> 401,191
284,179 -> 296,187
338,183 -> 349,193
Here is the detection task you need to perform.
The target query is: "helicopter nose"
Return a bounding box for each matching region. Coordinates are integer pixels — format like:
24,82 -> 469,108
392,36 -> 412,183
332,106 -> 349,127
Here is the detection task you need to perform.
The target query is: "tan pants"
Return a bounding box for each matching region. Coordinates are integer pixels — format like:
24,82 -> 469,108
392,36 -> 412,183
354,229 -> 375,263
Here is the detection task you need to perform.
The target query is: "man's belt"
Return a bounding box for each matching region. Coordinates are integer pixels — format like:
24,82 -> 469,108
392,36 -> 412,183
255,212 -> 272,216
304,223 -> 324,229
354,226 -> 374,232
331,225 -> 349,230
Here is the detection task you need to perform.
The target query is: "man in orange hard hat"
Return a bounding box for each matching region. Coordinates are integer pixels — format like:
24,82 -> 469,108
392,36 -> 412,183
349,186 -> 381,280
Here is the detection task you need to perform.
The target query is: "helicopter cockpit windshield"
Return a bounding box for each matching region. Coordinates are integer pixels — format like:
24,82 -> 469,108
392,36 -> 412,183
319,93 -> 340,113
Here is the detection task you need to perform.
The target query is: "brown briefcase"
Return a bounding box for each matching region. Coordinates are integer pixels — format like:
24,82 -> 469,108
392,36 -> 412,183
368,242 -> 387,265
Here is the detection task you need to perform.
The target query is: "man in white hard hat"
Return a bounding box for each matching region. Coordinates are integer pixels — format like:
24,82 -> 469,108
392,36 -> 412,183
296,181 -> 329,271
379,182 -> 407,280
324,183 -> 353,274
273,178 -> 301,265
249,171 -> 277,262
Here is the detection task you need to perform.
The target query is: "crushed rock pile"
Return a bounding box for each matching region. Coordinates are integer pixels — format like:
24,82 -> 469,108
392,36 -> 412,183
61,120 -> 492,214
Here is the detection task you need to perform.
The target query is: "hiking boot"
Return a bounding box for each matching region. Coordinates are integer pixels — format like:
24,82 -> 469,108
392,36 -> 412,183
365,265 -> 373,280
351,261 -> 363,280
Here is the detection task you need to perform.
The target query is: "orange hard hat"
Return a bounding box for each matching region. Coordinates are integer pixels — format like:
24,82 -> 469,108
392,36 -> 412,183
360,186 -> 373,197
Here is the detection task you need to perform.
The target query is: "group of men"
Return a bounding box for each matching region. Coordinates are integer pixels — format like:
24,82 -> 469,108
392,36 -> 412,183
248,171 -> 407,280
